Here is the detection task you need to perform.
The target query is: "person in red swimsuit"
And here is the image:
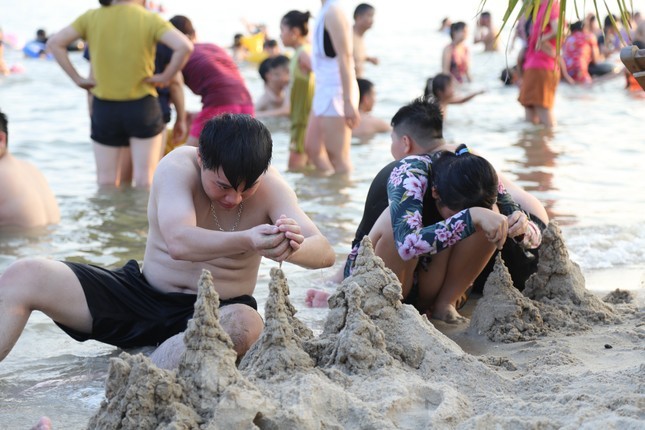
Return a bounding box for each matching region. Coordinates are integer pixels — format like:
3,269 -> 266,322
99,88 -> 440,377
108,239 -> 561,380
169,15 -> 255,147
442,22 -> 471,83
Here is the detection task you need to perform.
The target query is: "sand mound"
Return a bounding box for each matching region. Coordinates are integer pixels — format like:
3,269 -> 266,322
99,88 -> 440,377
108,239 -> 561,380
88,270 -> 271,429
470,255 -> 546,342
86,237 -> 643,429
603,288 -> 635,304
523,222 -> 619,331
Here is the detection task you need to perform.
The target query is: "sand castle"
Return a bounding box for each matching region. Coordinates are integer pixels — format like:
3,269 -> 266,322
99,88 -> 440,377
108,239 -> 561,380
87,238 -> 498,428
522,222 -> 619,331
86,234 -> 641,429
470,254 -> 546,342
470,222 -> 620,342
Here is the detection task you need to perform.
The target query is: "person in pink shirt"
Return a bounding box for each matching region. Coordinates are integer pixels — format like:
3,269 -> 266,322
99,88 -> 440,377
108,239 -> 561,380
563,20 -> 602,84
518,0 -> 560,127
169,15 -> 254,147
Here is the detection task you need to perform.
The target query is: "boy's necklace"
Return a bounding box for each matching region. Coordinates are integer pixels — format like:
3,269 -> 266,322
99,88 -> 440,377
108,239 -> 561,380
210,202 -> 243,232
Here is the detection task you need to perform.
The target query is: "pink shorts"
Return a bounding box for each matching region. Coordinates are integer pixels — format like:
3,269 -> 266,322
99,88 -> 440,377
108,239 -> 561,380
189,105 -> 255,138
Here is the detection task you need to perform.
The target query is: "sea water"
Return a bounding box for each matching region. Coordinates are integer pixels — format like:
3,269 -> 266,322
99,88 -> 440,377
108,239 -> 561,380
0,1 -> 644,428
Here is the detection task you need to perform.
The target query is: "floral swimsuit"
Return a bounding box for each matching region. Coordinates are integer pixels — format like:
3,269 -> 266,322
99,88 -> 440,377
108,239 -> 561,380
344,153 -> 542,276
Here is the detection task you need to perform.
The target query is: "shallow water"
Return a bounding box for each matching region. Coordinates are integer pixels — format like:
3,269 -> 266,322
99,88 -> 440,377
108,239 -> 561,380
1,0 -> 644,428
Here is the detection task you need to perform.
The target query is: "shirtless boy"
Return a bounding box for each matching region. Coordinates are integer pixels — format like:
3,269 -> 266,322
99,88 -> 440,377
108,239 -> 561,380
351,78 -> 390,138
255,55 -> 291,116
0,110 -> 60,228
0,114 -> 335,365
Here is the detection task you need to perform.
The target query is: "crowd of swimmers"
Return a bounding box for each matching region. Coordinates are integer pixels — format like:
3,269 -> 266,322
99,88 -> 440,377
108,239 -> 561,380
0,3 -> 643,427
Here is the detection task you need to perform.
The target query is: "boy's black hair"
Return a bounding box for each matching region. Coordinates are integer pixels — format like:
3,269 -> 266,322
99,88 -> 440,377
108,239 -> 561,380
282,10 -> 312,36
258,55 -> 289,82
258,57 -> 272,82
271,54 -> 289,69
390,97 -> 443,147
0,110 -> 8,146
569,20 -> 584,33
263,39 -> 278,49
603,14 -> 618,29
450,21 -> 467,40
353,3 -> 374,19
357,77 -> 374,103
500,68 -> 514,86
431,144 -> 498,211
198,114 -> 272,190
169,15 -> 196,38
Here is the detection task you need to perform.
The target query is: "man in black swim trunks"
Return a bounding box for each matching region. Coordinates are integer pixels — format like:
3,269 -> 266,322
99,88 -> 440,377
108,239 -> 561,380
0,114 -> 335,365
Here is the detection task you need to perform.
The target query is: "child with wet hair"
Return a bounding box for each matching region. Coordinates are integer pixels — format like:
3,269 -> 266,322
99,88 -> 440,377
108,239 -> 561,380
255,55 -> 290,115
424,73 -> 484,115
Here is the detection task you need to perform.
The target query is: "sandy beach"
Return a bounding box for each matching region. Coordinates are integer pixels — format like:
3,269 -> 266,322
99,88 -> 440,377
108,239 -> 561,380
82,224 -> 644,429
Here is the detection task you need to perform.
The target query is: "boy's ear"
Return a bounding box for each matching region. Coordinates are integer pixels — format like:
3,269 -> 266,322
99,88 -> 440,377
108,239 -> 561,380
0,131 -> 7,152
401,135 -> 413,155
196,150 -> 203,169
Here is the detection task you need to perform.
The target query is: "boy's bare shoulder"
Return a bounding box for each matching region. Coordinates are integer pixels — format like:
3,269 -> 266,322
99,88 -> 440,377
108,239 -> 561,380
157,146 -> 197,172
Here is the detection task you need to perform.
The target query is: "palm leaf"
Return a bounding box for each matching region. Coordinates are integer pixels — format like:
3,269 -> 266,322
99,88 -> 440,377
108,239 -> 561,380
481,0 -> 635,48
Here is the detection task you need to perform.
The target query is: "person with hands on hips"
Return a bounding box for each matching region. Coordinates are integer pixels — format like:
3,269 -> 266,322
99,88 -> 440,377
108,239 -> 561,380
47,0 -> 193,187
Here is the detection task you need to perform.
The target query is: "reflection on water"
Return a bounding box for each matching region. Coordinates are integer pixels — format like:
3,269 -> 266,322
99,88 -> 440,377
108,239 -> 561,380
510,128 -> 566,224
65,187 -> 150,267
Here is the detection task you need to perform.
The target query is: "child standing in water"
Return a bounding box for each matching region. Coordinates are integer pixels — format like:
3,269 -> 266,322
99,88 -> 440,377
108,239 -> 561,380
442,22 -> 471,83
279,10 -> 315,171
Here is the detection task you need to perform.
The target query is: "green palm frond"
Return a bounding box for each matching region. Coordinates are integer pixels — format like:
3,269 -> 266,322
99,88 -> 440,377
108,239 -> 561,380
482,0 -> 635,48
481,0 -> 644,91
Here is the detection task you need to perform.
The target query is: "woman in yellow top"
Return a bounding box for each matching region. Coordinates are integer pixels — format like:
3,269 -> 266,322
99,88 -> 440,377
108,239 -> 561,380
279,10 -> 315,171
47,0 -> 192,188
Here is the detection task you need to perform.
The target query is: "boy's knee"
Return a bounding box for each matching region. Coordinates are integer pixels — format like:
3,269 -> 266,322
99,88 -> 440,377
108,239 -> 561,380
0,258 -> 51,301
1,258 -> 48,283
220,304 -> 263,357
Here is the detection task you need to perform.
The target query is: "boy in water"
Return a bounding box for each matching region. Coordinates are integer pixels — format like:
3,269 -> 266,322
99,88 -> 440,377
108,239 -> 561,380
474,11 -> 499,52
0,110 -> 60,228
351,78 -> 391,138
255,55 -> 291,116
0,114 -> 335,366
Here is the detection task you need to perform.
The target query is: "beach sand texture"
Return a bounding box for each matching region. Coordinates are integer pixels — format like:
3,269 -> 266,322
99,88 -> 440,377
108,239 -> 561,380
87,232 -> 644,429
